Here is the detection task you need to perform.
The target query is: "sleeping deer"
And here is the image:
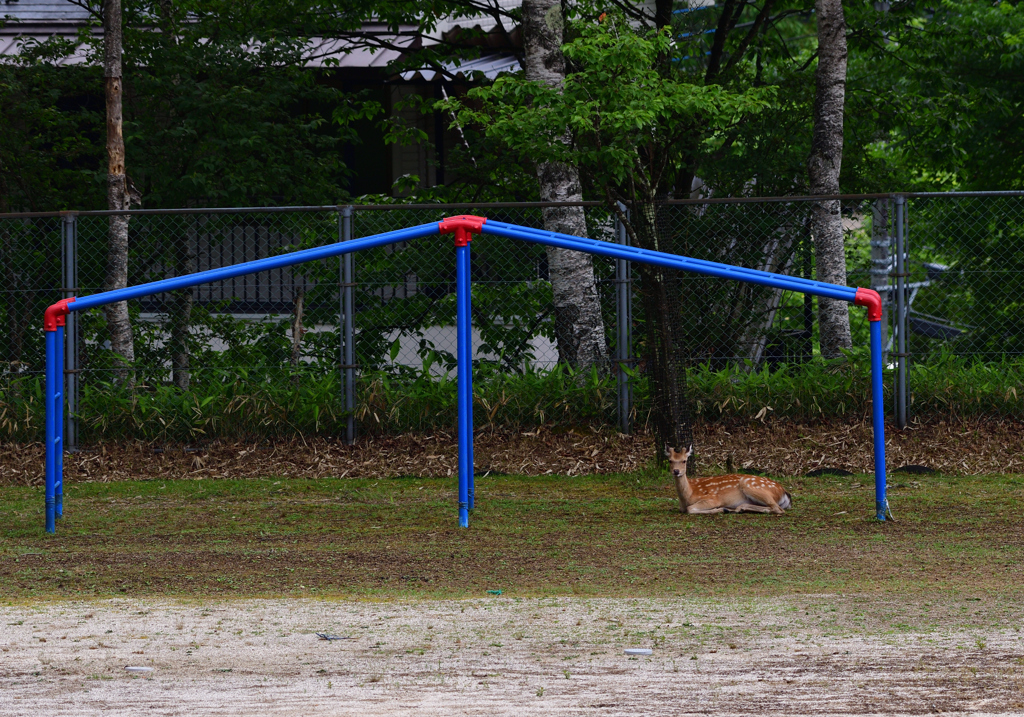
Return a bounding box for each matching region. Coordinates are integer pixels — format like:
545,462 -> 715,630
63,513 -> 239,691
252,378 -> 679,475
666,446 -> 792,515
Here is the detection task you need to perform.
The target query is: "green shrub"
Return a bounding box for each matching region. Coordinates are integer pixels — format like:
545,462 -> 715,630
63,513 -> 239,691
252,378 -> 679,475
2,352 -> 1022,443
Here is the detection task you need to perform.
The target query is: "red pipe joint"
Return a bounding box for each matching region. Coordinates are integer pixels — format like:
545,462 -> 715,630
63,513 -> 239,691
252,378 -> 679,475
854,287 -> 882,322
439,215 -> 487,247
44,298 -> 75,332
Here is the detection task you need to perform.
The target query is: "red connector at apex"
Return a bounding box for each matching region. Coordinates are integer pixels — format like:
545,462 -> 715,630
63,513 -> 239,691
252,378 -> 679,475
439,215 -> 487,247
854,288 -> 882,322
44,298 -> 76,332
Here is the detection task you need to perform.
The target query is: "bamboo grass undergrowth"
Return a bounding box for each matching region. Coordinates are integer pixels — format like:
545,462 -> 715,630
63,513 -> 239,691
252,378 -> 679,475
1,353 -> 1023,442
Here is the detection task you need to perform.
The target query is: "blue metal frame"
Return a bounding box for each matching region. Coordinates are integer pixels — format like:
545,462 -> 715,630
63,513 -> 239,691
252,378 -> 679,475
41,215 -> 889,533
55,323 -> 64,521
43,321 -> 66,534
67,223 -> 441,314
456,242 -> 472,527
465,244 -> 475,513
44,329 -> 58,533
870,320 -> 889,519
482,220 -> 861,302
479,219 -> 888,521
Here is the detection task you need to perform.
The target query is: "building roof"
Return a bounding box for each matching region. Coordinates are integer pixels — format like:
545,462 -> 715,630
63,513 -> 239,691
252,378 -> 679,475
1,0 -> 92,24
400,53 -> 520,82
1,0 -> 521,76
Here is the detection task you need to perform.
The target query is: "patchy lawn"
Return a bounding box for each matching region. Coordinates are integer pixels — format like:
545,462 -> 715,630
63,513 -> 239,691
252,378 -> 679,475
2,468 -> 1023,600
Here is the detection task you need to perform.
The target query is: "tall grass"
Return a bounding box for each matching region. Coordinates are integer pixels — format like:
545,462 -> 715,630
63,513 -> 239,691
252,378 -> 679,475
2,353 -> 1022,443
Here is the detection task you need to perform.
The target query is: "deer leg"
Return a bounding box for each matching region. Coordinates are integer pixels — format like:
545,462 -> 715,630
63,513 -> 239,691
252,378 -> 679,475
686,504 -> 725,515
729,503 -> 773,514
741,488 -> 785,514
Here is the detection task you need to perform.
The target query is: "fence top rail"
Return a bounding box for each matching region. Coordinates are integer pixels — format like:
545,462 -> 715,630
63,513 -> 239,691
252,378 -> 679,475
4,190 -> 1024,220
901,191 -> 1024,198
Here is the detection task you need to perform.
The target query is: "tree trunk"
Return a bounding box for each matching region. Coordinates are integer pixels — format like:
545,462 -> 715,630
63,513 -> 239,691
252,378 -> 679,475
522,0 -> 608,371
735,231 -> 798,369
169,221 -> 195,390
103,0 -> 135,380
807,0 -> 851,359
631,200 -> 693,463
654,0 -> 674,30
154,0 -> 192,389
291,286 -> 306,369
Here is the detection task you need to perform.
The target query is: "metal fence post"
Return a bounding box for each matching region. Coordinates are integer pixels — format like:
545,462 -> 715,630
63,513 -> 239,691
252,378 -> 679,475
894,196 -> 908,429
61,213 -> 78,451
340,206 -> 356,445
615,204 -> 632,434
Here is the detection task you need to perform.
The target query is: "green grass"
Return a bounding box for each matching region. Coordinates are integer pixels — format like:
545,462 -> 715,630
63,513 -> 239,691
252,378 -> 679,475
2,469 -> 1023,600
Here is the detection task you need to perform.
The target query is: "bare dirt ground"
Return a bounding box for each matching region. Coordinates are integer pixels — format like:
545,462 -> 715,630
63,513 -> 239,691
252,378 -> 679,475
2,596 -> 1023,716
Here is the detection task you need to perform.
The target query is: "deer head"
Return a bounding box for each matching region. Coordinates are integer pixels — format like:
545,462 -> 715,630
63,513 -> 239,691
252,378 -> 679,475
665,445 -> 693,479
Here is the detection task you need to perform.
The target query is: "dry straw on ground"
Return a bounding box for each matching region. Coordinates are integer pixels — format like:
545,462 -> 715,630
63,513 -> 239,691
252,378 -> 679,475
3,418 -> 1021,487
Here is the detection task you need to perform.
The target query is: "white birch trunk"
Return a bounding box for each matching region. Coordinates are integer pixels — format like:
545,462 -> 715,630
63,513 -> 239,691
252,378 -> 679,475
736,231 -> 798,368
808,0 -> 852,359
523,0 -> 608,371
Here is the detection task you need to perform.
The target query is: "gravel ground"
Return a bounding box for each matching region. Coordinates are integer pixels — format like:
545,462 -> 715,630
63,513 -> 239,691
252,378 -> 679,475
2,596 -> 1023,716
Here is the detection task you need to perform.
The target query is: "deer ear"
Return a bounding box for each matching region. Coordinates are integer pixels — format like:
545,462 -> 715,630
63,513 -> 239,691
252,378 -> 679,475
686,445 -> 693,458
664,443 -> 672,458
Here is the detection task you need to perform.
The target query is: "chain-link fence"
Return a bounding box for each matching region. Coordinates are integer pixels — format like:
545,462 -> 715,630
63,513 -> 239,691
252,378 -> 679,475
902,194 -> 1024,359
2,192 -> 1022,444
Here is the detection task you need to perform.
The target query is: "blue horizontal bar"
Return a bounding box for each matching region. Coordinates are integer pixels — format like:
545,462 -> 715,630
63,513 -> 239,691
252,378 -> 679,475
481,220 -> 860,303
677,29 -> 716,38
676,52 -> 712,61
69,222 -> 441,312
673,5 -> 713,12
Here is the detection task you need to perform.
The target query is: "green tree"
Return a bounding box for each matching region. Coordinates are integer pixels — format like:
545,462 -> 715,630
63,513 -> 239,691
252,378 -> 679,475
447,12 -> 776,454
847,0 -> 1024,191
119,0 -> 380,208
25,1 -> 383,388
0,33 -> 104,213
843,2 -> 1024,363
0,33 -> 104,372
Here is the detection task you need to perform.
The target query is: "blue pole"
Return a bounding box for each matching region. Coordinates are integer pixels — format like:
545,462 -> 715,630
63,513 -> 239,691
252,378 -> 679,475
482,220 -> 860,303
456,243 -> 471,528
44,329 -> 57,534
870,319 -> 889,520
466,241 -> 475,512
66,222 -> 442,314
55,325 -> 65,520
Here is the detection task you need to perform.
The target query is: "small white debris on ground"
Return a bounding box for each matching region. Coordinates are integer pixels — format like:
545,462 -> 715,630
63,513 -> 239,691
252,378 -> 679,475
0,596 -> 1020,716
